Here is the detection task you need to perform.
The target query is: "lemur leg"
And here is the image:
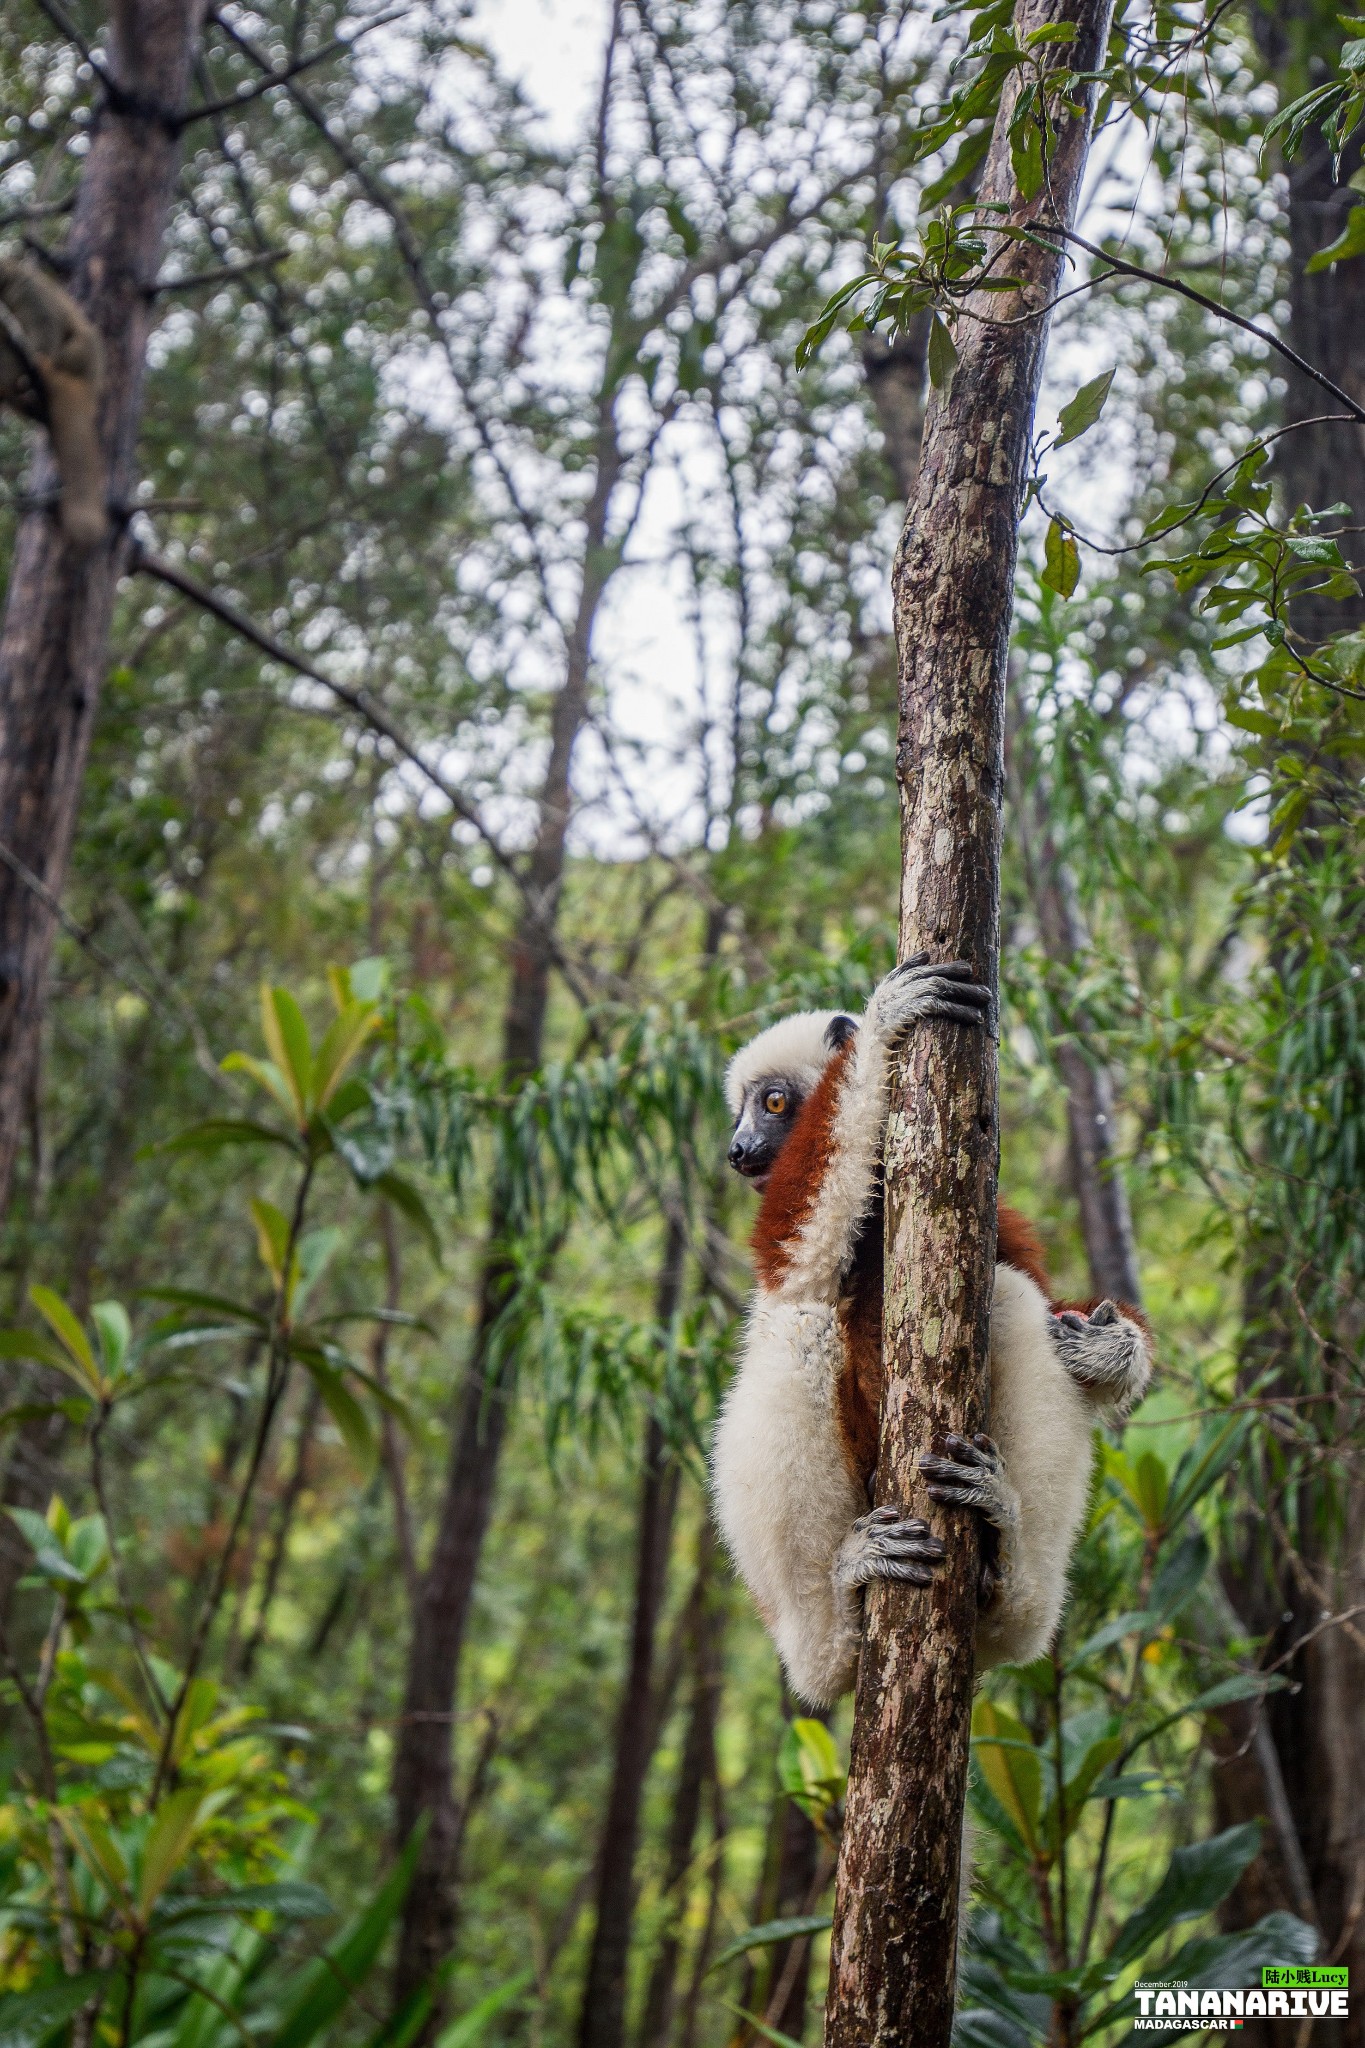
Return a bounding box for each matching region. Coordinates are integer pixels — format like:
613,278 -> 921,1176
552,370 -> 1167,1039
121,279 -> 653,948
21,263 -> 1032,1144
835,1505 -> 945,1589
1052,1301 -> 1152,1416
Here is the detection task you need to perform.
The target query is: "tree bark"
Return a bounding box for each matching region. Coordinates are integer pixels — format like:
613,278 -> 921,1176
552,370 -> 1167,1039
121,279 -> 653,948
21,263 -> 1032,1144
0,0 -> 206,1222
1012,724 -> 1142,1307
1209,14 -> 1365,2036
822,2 -> 1114,2039
389,402 -> 622,2009
576,1224 -> 686,2048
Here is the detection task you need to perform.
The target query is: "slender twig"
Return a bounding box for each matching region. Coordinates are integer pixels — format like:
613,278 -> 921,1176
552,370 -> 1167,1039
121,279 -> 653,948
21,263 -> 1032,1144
149,249 -> 285,293
179,6 -> 411,128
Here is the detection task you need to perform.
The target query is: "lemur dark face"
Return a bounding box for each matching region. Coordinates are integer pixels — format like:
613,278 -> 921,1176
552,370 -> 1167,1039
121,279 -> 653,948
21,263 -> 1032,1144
728,1079 -> 802,1191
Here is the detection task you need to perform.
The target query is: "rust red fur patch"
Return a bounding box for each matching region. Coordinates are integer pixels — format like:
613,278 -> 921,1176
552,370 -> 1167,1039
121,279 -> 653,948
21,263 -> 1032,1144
750,1041 -> 853,1288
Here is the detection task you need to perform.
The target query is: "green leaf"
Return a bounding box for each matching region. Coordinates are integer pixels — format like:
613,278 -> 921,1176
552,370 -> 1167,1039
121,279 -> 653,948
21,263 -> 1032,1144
313,1003 -> 381,1112
91,1302 -> 131,1380
0,1328 -> 95,1396
138,1786 -> 213,1917
927,312 -> 958,393
6,1507 -> 86,1583
221,1050 -> 301,1122
296,1356 -> 377,1474
261,986 -> 313,1121
1041,519 -> 1080,598
972,1699 -> 1043,1854
372,1172 -> 441,1261
267,1823 -> 426,2048
160,1880 -> 335,1922
1009,106 -> 1045,201
156,1118 -> 302,1156
0,1975 -> 108,2048
432,1972 -> 534,2048
1106,1823 -> 1262,1969
250,1198 -> 292,1288
708,1916 -> 833,1976
1055,368 -> 1114,448
777,1717 -> 845,1820
29,1287 -> 100,1394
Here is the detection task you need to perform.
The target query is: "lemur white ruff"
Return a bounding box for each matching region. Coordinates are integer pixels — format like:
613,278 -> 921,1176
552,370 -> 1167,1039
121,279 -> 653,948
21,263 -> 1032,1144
711,957 -> 1152,1708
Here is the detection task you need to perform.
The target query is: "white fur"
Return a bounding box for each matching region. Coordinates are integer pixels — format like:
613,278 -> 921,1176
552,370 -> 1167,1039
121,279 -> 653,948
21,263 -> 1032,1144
725,1012 -> 842,1117
712,970 -> 1149,1708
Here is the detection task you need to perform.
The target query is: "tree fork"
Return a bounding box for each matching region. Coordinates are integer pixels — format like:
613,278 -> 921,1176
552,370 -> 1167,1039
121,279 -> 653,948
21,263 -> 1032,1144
822,0 -> 1115,2039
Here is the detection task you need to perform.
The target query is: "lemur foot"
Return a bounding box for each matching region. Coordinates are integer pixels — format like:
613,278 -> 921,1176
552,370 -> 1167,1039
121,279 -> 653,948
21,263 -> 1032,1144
1052,1301 -> 1152,1416
920,1434 -> 1020,1534
868,954 -> 992,1045
835,1505 -> 945,1590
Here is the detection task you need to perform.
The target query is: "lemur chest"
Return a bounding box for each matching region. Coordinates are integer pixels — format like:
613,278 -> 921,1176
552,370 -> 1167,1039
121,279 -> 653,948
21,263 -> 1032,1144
835,1190 -> 885,1497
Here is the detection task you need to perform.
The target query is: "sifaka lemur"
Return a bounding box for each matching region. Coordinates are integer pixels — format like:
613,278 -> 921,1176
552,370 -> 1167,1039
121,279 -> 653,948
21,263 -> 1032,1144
0,256 -> 106,550
710,956 -> 1152,1709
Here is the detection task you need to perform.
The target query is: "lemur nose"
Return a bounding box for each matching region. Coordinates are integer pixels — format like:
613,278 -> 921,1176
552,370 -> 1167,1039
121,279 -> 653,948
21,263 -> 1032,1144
728,1138 -> 747,1168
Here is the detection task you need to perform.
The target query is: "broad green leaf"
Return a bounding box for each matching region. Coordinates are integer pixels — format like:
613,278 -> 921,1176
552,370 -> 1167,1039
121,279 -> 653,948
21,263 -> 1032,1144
29,1287 -> 100,1394
220,1052 -> 301,1121
1041,519 -> 1080,598
156,1118 -> 301,1156
91,1301 -> 131,1380
0,1329 -> 96,1398
1148,1530 -> 1209,1623
372,1172 -> 441,1261
432,1972 -> 534,2048
1106,1823 -> 1261,1969
1306,201 -> 1365,269
1066,1610 -> 1155,1669
261,986 -> 313,1121
267,1822 -> 425,2048
1009,106 -> 1044,200
1055,368 -> 1114,447
347,957 -> 388,1005
6,1507 -> 86,1583
293,1229 -> 344,1315
973,1699 -> 1042,1854
1129,1448 -> 1170,1531
55,1808 -> 130,1898
296,1356 -> 377,1474
778,1717 -> 845,1820
927,312 -> 958,393
251,1199 -> 292,1287
0,1974 -> 108,2048
139,1285 -> 268,1328
313,1003 -> 380,1112
160,1879 -> 334,1922
138,1785 -> 212,1917
708,1915 -> 833,1975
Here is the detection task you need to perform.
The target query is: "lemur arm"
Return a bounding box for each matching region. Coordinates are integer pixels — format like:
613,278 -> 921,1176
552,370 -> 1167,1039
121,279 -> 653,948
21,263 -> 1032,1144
776,956 -> 990,1303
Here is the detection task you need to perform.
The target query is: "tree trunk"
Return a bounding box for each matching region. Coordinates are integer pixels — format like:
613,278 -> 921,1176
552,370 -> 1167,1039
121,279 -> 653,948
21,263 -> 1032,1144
635,1525 -> 724,2048
822,1 -> 1114,2038
0,0 -> 205,1222
576,1225 -> 686,2048
1012,724 -> 1142,1307
389,407 -> 621,2010
1209,14 -> 1365,2036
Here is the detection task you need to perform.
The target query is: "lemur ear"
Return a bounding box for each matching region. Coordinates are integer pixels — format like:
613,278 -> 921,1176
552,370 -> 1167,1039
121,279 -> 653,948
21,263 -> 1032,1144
824,1014 -> 857,1051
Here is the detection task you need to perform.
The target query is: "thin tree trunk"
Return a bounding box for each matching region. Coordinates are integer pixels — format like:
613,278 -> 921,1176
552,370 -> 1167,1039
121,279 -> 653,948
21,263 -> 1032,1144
388,397 -> 623,2008
1012,719 -> 1142,1307
0,0 -> 205,1222
237,1378 -> 323,1678
636,1525 -> 724,2048
823,0 -> 1114,2037
576,1225 -> 687,2048
1210,15 -> 1365,2033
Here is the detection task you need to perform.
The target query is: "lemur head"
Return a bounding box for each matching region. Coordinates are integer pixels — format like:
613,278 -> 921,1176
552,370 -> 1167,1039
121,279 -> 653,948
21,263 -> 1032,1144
724,1010 -> 857,1189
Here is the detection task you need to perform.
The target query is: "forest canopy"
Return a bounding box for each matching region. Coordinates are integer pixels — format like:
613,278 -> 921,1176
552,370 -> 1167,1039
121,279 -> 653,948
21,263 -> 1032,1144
0,1 -> 1361,2046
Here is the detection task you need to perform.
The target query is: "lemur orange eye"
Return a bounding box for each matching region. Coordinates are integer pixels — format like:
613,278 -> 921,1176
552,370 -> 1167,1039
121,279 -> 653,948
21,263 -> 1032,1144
764,1089 -> 787,1115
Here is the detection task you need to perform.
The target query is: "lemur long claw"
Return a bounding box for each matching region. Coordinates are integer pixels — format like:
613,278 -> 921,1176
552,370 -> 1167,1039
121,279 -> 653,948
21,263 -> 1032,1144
920,1432 -> 1019,1534
869,959 -> 992,1046
835,1504 -> 946,1590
